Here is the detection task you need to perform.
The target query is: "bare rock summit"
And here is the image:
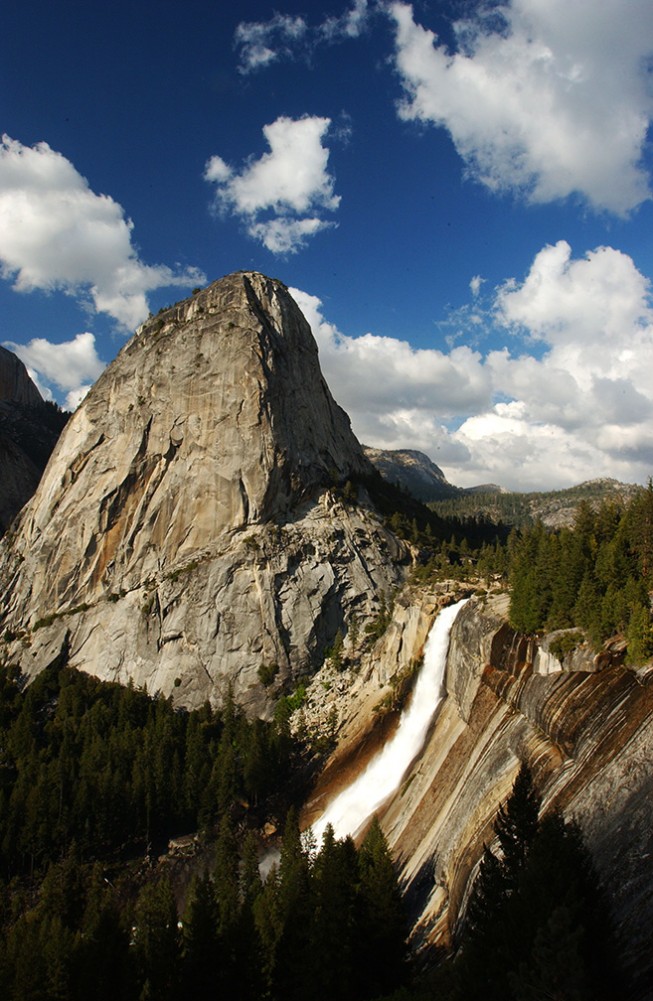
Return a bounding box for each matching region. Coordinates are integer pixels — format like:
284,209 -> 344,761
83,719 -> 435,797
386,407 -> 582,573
0,272 -> 403,714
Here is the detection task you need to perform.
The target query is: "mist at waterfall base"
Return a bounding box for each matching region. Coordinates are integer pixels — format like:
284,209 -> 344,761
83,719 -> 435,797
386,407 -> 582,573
312,598 -> 469,844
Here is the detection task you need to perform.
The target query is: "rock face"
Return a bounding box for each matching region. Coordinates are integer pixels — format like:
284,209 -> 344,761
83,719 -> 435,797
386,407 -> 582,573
0,272 -> 404,714
0,347 -> 68,533
0,345 -> 44,407
319,593 -> 653,994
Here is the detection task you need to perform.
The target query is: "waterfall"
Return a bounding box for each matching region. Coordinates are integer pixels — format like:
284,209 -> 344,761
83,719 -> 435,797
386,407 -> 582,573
312,597 -> 469,843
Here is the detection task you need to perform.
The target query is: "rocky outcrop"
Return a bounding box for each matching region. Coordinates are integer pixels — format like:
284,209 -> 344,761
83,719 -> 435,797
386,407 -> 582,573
369,595 -> 653,994
0,273 -> 404,714
301,589 -> 652,993
0,345 -> 44,407
0,348 -> 68,533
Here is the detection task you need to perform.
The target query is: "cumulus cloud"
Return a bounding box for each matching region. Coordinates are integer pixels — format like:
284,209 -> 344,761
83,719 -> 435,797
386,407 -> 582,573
290,286 -> 490,467
388,0 -> 653,214
235,2 -> 370,72
5,331 -> 106,410
290,241 -> 653,490
0,136 -> 205,329
205,116 -> 340,254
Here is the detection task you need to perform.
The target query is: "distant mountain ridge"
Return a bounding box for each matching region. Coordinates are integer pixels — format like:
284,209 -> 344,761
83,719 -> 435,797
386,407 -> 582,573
363,446 -> 461,501
429,476 -> 642,528
364,446 -> 640,528
363,445 -> 505,503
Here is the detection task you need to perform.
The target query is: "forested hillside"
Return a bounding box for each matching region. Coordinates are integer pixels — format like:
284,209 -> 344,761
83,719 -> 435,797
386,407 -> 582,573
0,661 -> 407,1001
387,478 -> 653,666
429,478 -> 640,529
508,485 -> 653,660
1,477 -> 652,999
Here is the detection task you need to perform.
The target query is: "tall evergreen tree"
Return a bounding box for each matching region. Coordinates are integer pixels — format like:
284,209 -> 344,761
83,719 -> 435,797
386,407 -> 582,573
181,872 -> 219,1000
357,816 -> 408,999
310,825 -> 360,1001
494,764 -> 540,889
273,808 -> 314,1001
133,875 -> 179,1001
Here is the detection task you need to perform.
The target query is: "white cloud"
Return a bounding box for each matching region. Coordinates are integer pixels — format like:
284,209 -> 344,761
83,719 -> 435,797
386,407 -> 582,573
0,136 -> 205,329
235,2 -> 371,72
388,0 -> 653,214
290,241 -> 653,490
321,0 -> 370,41
4,331 -> 106,409
494,241 -> 653,399
290,285 -> 491,458
235,13 -> 308,73
205,116 -> 340,254
249,217 -> 332,255
469,274 -> 484,297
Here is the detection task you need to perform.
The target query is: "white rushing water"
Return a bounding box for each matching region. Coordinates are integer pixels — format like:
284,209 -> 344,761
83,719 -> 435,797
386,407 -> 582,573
312,597 -> 469,844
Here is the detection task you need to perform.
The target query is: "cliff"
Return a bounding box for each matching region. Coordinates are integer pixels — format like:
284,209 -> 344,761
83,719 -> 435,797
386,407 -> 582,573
0,347 -> 68,533
0,345 -> 44,407
2,269 -> 651,991
0,272 -> 404,714
305,592 -> 653,994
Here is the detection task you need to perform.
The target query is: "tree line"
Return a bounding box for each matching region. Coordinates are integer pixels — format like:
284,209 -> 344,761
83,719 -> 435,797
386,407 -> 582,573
509,485 -> 653,660
0,660 -> 409,1000
0,803 -> 406,1001
384,477 -> 653,663
0,658 -> 299,878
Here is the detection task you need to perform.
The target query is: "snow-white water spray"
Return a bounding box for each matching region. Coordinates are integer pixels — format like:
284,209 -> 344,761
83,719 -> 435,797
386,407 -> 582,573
312,597 -> 469,843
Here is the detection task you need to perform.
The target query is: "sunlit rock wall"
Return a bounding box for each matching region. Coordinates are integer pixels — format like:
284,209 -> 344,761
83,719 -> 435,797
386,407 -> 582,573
378,594 -> 653,993
0,273 -> 403,715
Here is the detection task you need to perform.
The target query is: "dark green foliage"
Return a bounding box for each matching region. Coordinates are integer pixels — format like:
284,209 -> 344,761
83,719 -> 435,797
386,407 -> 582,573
251,814 -> 407,1001
0,857 -> 133,1001
310,826 -> 360,1000
182,873 -> 219,998
257,661 -> 279,687
353,469 -> 511,583
357,816 -> 409,997
493,764 -> 540,885
0,663 -> 300,877
133,875 -> 179,1001
0,663 -> 409,1001
508,486 -> 653,661
442,767 -> 624,1001
429,479 -> 641,530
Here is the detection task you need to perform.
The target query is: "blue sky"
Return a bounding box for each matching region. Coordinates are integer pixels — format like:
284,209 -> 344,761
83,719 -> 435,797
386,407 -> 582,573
1,0 -> 653,490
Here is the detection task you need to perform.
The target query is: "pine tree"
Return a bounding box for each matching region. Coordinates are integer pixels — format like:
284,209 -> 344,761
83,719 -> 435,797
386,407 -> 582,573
310,826 -> 359,1001
626,602 -> 653,664
181,872 -> 219,999
357,816 -> 408,998
273,808 -> 314,1001
236,831 -> 265,1001
494,764 -> 540,889
133,876 -> 179,1001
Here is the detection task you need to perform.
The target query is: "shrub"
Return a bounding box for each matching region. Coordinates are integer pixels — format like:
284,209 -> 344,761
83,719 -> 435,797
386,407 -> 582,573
258,663 -> 280,687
